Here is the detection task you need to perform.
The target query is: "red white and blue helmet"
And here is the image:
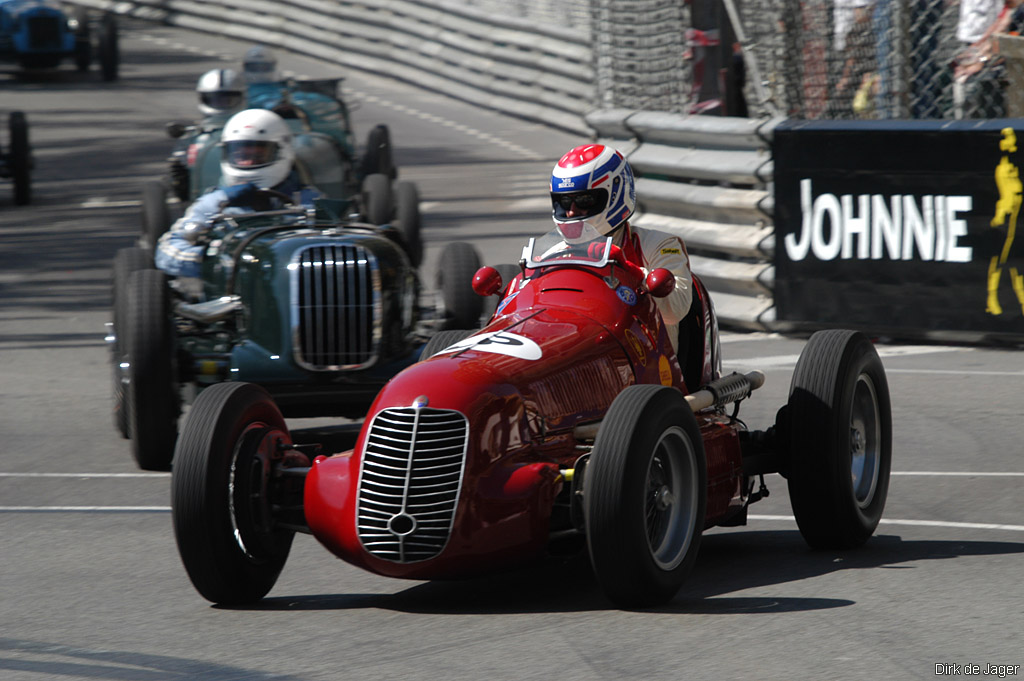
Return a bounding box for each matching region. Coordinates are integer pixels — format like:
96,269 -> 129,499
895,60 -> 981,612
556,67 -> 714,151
550,144 -> 636,240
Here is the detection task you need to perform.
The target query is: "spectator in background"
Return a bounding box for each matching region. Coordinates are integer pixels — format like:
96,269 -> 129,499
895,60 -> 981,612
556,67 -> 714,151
959,0 -> 1002,46
954,0 -> 1024,118
833,1 -> 876,117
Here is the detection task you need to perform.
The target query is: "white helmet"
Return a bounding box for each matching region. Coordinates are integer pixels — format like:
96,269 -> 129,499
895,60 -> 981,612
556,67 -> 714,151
550,144 -> 636,242
243,45 -> 278,83
196,68 -> 245,116
220,109 -> 295,188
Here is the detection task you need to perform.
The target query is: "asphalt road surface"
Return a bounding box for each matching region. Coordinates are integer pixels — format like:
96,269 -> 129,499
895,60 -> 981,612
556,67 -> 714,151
1,17 -> 1022,681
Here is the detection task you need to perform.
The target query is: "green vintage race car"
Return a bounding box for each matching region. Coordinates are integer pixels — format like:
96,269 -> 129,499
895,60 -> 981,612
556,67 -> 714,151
109,194 -> 482,471
142,78 -> 417,263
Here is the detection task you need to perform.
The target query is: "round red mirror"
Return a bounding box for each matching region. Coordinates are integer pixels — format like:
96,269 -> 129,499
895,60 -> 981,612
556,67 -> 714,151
472,266 -> 502,297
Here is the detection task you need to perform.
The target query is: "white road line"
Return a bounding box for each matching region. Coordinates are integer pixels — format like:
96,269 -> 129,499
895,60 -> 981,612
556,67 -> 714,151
728,345 -> 972,369
0,473 -> 169,478
3,471 -> 1020,479
891,471 -> 1024,477
2,509 -> 1020,531
749,514 -> 1024,532
0,507 -> 169,512
885,369 -> 1024,376
80,199 -> 140,209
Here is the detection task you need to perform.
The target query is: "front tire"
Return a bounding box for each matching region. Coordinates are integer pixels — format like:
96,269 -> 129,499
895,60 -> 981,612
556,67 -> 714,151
125,269 -> 179,470
585,385 -> 706,608
784,330 -> 892,549
171,383 -> 295,604
98,13 -> 119,82
111,247 -> 152,438
9,112 -> 30,206
420,328 -> 477,361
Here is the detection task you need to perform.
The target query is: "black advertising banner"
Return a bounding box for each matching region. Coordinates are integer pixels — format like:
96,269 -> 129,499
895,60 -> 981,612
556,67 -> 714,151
774,119 -> 1024,339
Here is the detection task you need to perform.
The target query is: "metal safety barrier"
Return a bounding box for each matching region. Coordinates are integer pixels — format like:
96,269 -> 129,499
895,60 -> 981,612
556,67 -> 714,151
587,109 -> 780,330
70,0 -> 781,330
65,0 -> 594,134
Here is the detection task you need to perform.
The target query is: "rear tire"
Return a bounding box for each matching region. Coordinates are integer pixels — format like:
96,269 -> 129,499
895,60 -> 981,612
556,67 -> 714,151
394,180 -> 422,267
785,330 -> 892,549
141,180 -> 170,249
586,385 -> 706,608
361,124 -> 395,179
171,382 -> 295,604
436,241 -> 483,330
361,173 -> 392,225
481,263 -> 521,320
125,269 -> 179,470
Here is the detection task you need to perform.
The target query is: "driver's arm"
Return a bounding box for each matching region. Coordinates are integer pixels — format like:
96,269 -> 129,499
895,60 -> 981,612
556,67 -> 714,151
154,190 -> 225,278
638,231 -> 692,326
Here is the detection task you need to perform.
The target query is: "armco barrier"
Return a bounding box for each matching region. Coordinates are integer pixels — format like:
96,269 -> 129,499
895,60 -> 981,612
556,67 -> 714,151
586,109 -> 780,330
70,1 -> 779,330
66,0 -> 593,135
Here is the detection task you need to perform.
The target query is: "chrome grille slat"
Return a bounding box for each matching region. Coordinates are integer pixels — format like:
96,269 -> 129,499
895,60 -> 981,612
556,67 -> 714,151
357,406 -> 468,563
292,244 -> 380,370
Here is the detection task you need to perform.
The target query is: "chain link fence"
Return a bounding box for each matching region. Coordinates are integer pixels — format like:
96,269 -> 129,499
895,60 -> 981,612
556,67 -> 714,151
584,0 -> 1015,120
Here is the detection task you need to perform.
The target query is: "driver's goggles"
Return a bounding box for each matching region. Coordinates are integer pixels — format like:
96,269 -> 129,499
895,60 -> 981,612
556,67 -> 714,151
201,91 -> 243,111
245,62 -> 276,73
223,140 -> 280,168
551,188 -> 608,219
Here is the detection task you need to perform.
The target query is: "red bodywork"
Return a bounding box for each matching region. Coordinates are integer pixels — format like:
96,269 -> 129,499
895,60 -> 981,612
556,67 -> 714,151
304,257 -> 746,580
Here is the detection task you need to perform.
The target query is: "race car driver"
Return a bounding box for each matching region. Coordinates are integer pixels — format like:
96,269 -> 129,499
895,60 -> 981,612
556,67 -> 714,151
155,108 -> 320,279
549,144 -> 693,351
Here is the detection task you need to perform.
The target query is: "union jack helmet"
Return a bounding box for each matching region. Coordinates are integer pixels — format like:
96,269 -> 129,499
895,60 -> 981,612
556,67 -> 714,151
550,144 -> 636,240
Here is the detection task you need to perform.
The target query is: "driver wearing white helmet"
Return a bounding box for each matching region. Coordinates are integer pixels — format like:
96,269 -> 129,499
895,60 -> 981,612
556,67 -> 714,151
549,144 -> 692,351
196,67 -> 246,122
155,108 -> 320,278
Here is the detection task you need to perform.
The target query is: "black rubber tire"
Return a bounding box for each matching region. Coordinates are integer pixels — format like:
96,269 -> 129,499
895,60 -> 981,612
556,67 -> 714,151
585,384 -> 706,608
73,7 -> 91,71
171,382 -> 295,605
436,241 -> 484,330
361,124 -> 395,179
141,180 -> 170,249
125,269 -> 179,471
9,112 -> 30,206
361,172 -> 393,225
481,263 -> 521,320
784,330 -> 892,549
97,13 -> 119,82
420,328 -> 477,361
110,247 -> 152,438
394,180 -> 422,267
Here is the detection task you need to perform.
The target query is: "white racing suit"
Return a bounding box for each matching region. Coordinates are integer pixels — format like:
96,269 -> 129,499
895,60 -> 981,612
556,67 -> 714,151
617,223 -> 693,352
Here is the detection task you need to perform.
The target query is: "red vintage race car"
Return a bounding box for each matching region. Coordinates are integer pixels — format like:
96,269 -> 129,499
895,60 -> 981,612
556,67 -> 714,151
170,226 -> 893,608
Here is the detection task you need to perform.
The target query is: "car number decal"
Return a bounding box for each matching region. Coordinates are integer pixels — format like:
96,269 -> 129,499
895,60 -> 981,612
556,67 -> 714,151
438,330 -> 542,360
616,285 -> 637,306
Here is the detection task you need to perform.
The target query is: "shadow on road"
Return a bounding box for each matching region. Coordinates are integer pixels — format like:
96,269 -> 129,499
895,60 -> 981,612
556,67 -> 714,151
224,529 -> 1023,615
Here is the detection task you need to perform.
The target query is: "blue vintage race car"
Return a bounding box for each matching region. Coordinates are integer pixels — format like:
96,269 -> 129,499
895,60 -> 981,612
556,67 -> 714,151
0,1 -> 118,79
